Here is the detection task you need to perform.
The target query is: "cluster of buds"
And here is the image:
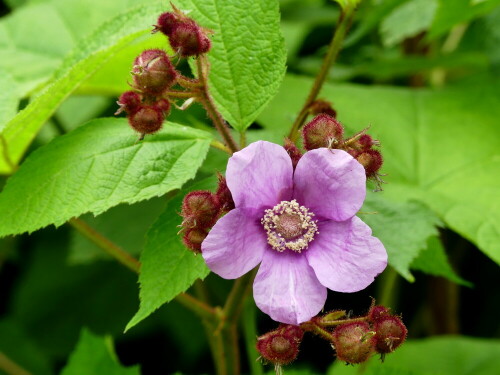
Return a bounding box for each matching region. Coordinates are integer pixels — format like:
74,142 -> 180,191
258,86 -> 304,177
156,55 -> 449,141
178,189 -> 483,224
301,114 -> 385,189
256,301 -> 407,369
115,5 -> 212,138
180,174 -> 234,253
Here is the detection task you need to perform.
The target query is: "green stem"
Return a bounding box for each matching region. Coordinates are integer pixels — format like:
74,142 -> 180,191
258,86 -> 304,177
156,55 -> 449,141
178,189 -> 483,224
211,139 -> 232,154
196,56 -> 239,153
376,266 -> 400,309
288,5 -> 356,142
68,218 -> 216,322
0,353 -> 32,375
223,270 -> 256,323
318,316 -> 368,328
243,298 -> 264,375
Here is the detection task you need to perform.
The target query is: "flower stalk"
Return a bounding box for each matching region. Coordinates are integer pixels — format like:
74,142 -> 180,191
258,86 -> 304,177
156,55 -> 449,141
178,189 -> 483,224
288,5 -> 356,142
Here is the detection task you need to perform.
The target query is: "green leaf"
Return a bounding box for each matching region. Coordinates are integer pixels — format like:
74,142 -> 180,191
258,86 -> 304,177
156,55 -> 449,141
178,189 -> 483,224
0,71 -> 21,131
429,0 -> 500,38
411,236 -> 471,286
362,194 -> 441,281
328,336 -> 500,375
380,0 -> 438,47
0,1 -> 164,174
177,0 -> 287,131
0,118 -> 211,238
61,329 -> 139,375
69,198 -> 167,265
258,74 -> 500,266
126,179 -> 215,331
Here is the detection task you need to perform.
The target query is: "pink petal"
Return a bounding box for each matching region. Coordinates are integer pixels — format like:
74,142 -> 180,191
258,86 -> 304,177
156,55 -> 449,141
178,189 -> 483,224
293,148 -> 366,221
202,208 -> 267,279
226,141 -> 293,211
253,250 -> 327,325
306,217 -> 387,293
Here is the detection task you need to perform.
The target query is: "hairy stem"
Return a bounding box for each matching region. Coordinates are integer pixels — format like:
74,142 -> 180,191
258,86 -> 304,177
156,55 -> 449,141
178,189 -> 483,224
68,218 -> 216,322
196,56 -> 239,153
0,353 -> 32,375
288,5 -> 356,142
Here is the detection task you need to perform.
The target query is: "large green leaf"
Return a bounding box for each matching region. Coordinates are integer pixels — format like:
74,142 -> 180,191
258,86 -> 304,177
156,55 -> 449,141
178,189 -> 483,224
61,329 -> 139,375
328,336 -> 500,375
258,74 -> 500,266
126,179 -> 215,331
0,118 -> 211,237
362,194 -> 441,282
0,1 -> 164,174
177,0 -> 287,132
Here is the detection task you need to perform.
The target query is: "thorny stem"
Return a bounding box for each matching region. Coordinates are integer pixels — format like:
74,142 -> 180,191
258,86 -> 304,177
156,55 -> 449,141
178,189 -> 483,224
288,5 -> 356,142
0,352 -> 32,375
68,218 -> 217,322
196,55 -> 239,153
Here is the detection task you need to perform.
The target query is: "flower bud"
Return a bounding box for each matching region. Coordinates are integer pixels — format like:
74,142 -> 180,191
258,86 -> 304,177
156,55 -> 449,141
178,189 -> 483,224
169,23 -> 211,57
309,99 -> 337,118
256,325 -> 303,365
356,134 -> 379,150
155,98 -> 171,115
215,174 -> 235,212
374,316 -> 407,354
332,322 -> 375,364
181,191 -> 220,229
128,105 -> 164,135
302,114 -> 344,151
132,49 -> 177,95
115,91 -> 142,115
283,138 -> 302,168
355,149 -> 383,176
182,227 -> 208,253
367,305 -> 390,323
154,12 -> 181,36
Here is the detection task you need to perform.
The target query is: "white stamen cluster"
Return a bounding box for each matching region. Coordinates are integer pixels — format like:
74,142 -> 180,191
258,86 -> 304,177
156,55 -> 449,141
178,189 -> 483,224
261,200 -> 318,253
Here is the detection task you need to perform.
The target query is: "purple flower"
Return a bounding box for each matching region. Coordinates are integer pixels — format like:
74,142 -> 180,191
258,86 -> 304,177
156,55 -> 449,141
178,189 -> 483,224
202,141 -> 387,325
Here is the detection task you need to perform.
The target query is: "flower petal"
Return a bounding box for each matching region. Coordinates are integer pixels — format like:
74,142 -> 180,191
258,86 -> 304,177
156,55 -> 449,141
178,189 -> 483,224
293,148 -> 366,221
202,208 -> 267,279
253,250 -> 327,325
306,217 -> 387,293
226,141 -> 293,210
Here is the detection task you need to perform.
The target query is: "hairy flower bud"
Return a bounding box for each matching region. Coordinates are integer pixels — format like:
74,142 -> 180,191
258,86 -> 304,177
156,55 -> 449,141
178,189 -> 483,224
155,98 -> 172,114
332,322 -> 375,364
181,191 -> 220,229
368,305 -> 390,323
154,12 -> 181,36
128,105 -> 164,135
169,22 -> 211,57
374,316 -> 407,354
302,114 -> 344,151
182,227 -> 208,253
355,149 -> 383,176
256,325 -> 304,365
116,91 -> 142,115
215,174 -> 235,212
284,138 -> 302,168
309,99 -> 337,118
132,49 -> 177,95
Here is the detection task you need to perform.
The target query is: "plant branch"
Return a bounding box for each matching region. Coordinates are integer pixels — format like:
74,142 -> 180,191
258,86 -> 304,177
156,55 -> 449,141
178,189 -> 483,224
288,5 -> 356,142
0,353 -> 32,375
223,269 -> 256,323
196,55 -> 239,153
68,218 -> 216,322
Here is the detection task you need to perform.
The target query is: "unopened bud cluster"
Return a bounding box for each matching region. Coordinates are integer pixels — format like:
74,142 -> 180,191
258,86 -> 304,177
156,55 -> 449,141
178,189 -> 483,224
256,301 -> 407,369
115,5 -> 212,138
180,175 -> 234,253
301,114 -> 384,188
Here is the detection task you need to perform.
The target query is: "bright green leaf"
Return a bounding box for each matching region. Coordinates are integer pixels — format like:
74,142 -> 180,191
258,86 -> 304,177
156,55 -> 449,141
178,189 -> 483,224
328,336 -> 500,375
177,0 -> 287,131
362,194 -> 441,281
429,0 -> 500,38
0,1 -> 165,174
126,179 -> 215,331
380,0 -> 438,47
0,118 -> 211,238
258,74 -> 500,266
61,329 -> 139,375
411,236 -> 471,286
0,72 -> 21,132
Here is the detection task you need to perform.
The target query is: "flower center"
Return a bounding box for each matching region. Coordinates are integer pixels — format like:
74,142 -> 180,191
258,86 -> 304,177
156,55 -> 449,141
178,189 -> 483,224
261,200 -> 319,253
